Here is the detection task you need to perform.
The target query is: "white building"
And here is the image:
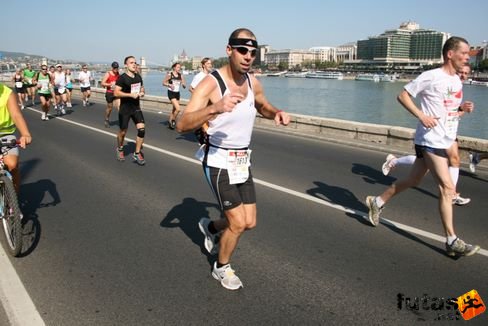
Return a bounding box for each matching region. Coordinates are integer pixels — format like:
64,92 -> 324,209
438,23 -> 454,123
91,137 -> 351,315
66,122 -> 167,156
309,47 -> 337,62
264,49 -> 315,69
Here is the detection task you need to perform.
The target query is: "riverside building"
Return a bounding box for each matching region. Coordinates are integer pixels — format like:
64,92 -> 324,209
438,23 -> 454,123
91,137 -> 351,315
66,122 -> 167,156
344,21 -> 450,72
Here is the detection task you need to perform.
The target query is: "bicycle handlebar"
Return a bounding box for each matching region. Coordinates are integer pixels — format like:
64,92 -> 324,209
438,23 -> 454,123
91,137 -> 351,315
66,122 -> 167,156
0,138 -> 19,149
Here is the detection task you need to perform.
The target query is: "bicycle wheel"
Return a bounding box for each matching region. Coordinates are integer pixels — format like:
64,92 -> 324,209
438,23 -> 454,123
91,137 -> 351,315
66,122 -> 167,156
0,175 -> 23,256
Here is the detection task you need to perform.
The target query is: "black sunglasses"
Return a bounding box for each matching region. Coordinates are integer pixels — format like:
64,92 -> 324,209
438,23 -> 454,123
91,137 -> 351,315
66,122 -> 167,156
232,46 -> 257,58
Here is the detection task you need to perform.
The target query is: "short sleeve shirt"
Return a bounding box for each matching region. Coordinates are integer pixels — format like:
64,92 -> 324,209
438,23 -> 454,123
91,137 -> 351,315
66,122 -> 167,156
116,73 -> 143,114
404,68 -> 463,149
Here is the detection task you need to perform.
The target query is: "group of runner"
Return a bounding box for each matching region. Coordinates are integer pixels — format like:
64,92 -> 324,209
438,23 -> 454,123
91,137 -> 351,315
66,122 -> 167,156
5,29 -> 484,292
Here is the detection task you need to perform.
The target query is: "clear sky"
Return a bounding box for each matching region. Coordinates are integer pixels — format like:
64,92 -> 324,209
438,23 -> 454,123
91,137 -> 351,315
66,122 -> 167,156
3,0 -> 487,65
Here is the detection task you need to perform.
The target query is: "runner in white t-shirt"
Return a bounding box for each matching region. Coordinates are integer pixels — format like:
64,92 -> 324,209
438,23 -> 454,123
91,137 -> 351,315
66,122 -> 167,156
78,65 -> 92,106
365,36 -> 480,257
381,64 -> 474,206
189,57 -> 213,93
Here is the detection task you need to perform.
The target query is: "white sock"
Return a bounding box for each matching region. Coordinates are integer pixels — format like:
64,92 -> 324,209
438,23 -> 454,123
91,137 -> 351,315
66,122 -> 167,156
447,235 -> 457,245
375,196 -> 385,208
449,167 -> 459,187
396,155 -> 416,166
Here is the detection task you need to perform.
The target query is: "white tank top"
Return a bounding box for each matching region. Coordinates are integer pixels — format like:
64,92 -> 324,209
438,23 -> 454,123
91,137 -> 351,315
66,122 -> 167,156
195,71 -> 257,168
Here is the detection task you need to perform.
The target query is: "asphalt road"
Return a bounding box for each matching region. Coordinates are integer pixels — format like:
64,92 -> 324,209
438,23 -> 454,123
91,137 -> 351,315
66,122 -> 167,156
0,98 -> 487,325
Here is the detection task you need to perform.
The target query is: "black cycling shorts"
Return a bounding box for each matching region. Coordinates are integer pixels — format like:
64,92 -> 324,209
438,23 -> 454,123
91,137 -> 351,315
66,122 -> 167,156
203,164 -> 256,211
118,109 -> 145,130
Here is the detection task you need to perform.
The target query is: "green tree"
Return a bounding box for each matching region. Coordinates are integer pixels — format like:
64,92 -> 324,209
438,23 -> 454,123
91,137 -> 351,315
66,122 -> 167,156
478,59 -> 488,72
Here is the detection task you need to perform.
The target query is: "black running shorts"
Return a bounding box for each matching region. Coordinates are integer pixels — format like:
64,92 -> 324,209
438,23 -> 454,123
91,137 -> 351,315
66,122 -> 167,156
203,164 -> 256,211
118,109 -> 145,130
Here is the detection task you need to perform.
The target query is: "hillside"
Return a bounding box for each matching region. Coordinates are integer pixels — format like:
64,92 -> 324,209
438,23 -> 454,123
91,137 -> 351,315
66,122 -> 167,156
0,50 -> 44,59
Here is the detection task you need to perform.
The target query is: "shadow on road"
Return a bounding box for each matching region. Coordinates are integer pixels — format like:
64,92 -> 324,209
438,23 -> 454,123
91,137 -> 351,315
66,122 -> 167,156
307,181 -> 371,226
351,162 -> 438,199
380,219 -> 451,258
160,197 -> 221,265
18,178 -> 61,257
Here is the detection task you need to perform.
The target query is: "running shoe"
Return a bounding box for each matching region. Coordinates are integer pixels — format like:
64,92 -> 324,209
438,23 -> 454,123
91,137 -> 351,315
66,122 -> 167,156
212,262 -> 243,290
446,238 -> 480,257
132,152 -> 145,165
365,196 -> 382,226
83,100 -> 87,107
469,152 -> 479,173
452,194 -> 471,206
198,217 -> 218,255
67,102 -> 72,108
168,120 -> 176,129
104,120 -> 110,128
382,154 -> 396,176
116,147 -> 125,161
61,107 -> 66,115
41,112 -> 47,121
21,104 -> 25,110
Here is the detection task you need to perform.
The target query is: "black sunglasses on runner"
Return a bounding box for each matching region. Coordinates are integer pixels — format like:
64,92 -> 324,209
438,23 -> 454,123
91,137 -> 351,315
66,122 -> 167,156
232,46 -> 257,57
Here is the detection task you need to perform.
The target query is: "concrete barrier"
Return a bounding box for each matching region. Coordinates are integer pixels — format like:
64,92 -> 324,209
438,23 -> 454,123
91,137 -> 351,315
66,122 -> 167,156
72,87 -> 488,169
4,80 -> 487,170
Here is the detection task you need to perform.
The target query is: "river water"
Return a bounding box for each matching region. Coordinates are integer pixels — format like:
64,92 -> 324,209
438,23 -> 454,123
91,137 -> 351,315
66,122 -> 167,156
140,71 -> 488,140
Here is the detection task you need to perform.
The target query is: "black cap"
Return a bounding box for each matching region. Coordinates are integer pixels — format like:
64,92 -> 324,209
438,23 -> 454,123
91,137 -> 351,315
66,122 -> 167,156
111,61 -> 119,68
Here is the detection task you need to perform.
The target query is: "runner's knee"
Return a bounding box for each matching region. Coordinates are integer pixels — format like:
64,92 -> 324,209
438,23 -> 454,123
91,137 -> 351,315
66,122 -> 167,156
137,127 -> 145,138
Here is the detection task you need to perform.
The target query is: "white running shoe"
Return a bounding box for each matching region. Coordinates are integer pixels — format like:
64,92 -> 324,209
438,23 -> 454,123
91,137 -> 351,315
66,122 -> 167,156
469,152 -> 479,173
83,100 -> 87,107
365,196 -> 382,226
452,194 -> 471,206
382,154 -> 396,176
212,262 -> 243,290
198,217 -> 218,255
67,102 -> 72,108
41,112 -> 46,120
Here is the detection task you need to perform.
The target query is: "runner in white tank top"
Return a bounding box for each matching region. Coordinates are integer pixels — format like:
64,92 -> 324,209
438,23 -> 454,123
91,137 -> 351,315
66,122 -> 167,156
177,28 -> 291,290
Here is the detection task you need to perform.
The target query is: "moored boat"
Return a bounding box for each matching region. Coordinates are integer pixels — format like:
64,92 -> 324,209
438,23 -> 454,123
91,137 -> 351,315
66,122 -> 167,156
305,71 -> 344,80
355,73 -> 380,82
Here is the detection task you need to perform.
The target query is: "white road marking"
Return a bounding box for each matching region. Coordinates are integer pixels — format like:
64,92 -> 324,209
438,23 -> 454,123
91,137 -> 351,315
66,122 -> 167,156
0,244 -> 45,325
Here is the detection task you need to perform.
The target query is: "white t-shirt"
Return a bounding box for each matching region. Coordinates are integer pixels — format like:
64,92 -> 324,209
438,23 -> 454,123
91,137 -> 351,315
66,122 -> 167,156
78,71 -> 91,87
190,71 -> 208,90
404,68 -> 463,149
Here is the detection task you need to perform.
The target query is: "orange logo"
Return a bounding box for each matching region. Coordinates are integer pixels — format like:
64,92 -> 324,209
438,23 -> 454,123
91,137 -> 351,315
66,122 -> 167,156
457,290 -> 485,321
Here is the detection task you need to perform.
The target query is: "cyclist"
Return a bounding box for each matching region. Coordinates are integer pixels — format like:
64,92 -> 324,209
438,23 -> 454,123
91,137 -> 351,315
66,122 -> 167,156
0,83 -> 32,192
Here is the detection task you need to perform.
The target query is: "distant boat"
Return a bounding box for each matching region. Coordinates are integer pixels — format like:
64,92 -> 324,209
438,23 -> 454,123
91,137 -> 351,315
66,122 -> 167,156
468,80 -> 488,87
266,71 -> 287,77
378,74 -> 397,82
355,73 -> 380,82
284,71 -> 308,78
305,71 -> 344,80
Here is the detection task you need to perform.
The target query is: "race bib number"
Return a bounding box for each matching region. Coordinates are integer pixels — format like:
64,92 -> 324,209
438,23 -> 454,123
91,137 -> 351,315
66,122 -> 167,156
226,149 -> 251,184
15,82 -> 23,88
58,87 -> 65,94
446,109 -> 460,138
131,82 -> 141,94
40,80 -> 49,91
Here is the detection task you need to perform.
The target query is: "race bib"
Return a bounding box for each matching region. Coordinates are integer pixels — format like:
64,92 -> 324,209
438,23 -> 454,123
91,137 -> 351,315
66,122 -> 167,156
58,87 -> 65,94
226,149 -> 251,184
172,80 -> 181,92
446,109 -> 460,138
15,82 -> 23,88
131,82 -> 141,94
40,80 -> 49,91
